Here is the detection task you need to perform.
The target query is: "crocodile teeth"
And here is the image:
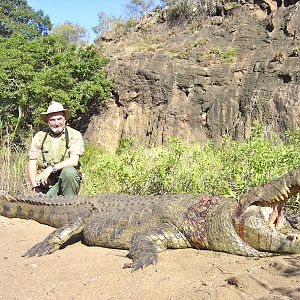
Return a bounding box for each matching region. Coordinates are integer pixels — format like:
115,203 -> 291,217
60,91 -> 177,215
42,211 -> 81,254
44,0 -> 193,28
278,194 -> 285,201
281,189 -> 289,198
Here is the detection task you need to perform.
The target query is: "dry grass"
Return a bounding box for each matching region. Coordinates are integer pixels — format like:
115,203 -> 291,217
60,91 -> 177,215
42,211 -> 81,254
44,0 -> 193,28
0,137 -> 31,195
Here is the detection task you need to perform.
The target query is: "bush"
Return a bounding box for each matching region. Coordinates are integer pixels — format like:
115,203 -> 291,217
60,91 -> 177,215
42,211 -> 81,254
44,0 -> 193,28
162,0 -> 242,25
2,124 -> 300,212
0,33 -> 112,139
80,125 -> 300,212
163,0 -> 223,24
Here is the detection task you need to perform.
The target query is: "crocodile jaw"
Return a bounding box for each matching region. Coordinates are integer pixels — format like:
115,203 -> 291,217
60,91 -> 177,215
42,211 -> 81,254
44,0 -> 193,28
233,167 -> 300,254
236,205 -> 300,254
237,167 -> 300,214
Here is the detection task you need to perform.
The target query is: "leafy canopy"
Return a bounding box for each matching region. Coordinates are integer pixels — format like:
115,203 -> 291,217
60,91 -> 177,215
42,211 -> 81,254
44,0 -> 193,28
0,0 -> 52,39
0,33 -> 112,136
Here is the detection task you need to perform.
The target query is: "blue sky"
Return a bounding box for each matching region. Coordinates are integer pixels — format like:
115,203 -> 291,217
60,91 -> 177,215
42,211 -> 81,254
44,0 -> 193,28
27,0 -> 160,41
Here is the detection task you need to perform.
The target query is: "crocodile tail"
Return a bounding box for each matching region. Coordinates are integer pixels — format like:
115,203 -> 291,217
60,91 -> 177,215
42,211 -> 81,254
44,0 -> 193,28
0,194 -> 70,228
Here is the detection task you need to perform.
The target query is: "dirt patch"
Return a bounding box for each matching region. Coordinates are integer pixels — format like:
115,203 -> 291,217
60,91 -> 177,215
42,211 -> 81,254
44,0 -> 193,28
0,216 -> 299,300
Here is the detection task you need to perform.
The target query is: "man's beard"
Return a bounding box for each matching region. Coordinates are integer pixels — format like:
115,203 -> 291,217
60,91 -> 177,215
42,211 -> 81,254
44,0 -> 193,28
49,124 -> 64,135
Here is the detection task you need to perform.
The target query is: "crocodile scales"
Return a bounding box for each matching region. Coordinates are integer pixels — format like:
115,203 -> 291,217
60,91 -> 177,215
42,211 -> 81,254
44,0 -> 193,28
1,167 -> 300,270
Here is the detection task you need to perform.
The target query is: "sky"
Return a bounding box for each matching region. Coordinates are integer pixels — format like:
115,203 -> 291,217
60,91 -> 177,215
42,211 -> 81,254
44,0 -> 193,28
27,0 -> 160,41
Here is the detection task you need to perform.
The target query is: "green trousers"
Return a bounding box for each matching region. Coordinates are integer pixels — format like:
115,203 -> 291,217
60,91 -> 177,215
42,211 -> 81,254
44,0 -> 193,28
46,166 -> 81,196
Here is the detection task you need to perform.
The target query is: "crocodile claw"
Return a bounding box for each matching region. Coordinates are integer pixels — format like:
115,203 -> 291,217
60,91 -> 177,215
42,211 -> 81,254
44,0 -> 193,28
22,242 -> 60,257
123,254 -> 158,271
124,235 -> 159,271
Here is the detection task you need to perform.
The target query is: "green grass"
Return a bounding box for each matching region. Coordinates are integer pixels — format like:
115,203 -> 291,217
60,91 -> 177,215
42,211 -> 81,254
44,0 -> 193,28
79,123 -> 300,210
1,123 -> 300,211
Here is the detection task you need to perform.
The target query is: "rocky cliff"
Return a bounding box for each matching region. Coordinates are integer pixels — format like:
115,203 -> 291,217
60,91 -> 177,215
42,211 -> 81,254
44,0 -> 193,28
85,0 -> 300,152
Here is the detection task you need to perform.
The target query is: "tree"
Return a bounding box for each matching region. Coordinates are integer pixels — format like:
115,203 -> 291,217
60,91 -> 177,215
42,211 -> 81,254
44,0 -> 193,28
51,22 -> 88,46
0,0 -> 52,39
159,0 -> 227,21
0,33 -> 112,137
93,0 -> 158,38
124,0 -> 157,18
92,11 -> 121,37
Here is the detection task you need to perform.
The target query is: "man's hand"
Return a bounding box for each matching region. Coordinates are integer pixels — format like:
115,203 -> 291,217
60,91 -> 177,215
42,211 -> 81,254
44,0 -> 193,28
35,166 -> 53,186
32,186 -> 44,194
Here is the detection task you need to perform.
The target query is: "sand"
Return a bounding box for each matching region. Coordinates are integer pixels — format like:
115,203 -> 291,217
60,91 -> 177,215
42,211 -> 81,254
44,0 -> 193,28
0,216 -> 299,300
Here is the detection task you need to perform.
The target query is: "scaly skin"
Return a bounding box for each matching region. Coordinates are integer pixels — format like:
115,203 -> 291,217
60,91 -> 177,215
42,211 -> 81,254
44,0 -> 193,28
1,167 -> 300,271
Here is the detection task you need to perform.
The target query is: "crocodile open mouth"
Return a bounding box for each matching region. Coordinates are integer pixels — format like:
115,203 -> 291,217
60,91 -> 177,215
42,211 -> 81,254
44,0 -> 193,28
236,168 -> 300,216
234,172 -> 300,255
250,182 -> 300,208
236,168 -> 300,226
257,185 -> 300,229
267,201 -> 284,229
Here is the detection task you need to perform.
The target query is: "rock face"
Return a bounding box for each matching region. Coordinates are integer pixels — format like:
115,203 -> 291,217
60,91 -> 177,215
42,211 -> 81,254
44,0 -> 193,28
85,0 -> 300,152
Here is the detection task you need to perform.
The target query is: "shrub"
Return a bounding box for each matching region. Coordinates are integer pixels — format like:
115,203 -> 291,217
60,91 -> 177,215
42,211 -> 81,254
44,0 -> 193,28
222,48 -> 237,62
0,34 -> 112,140
2,124 -> 300,212
80,125 -> 300,212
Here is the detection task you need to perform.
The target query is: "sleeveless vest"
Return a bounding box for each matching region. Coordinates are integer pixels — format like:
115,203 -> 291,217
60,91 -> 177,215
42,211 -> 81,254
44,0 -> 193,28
37,126 -> 73,169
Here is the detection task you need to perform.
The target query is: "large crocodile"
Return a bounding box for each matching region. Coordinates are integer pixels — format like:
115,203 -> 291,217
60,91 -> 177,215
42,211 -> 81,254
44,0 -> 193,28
1,167 -> 300,271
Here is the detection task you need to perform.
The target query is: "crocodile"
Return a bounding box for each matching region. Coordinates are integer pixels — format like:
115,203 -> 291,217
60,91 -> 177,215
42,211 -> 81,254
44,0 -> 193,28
1,167 -> 300,271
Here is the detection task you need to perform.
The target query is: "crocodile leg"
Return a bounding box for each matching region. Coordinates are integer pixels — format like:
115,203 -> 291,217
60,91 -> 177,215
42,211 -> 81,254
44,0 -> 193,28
124,234 -> 159,271
124,224 -> 190,271
23,213 -> 89,257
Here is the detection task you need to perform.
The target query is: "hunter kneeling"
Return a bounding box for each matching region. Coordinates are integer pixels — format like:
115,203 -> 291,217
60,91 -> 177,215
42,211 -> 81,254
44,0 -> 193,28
28,101 -> 85,196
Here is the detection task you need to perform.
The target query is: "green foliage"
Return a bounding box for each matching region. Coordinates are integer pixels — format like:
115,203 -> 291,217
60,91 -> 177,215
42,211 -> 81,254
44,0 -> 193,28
116,136 -> 135,154
285,128 -> 300,147
224,0 -> 241,10
222,48 -> 237,62
0,137 -> 30,195
79,126 -> 300,213
2,125 -> 300,212
0,33 -> 112,137
0,0 -> 52,39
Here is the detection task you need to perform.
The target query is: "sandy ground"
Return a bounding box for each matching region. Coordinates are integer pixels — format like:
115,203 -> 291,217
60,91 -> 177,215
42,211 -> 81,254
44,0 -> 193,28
0,216 -> 299,300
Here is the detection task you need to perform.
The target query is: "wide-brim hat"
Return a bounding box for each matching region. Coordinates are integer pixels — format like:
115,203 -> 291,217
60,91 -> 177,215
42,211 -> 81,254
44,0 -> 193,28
40,101 -> 71,123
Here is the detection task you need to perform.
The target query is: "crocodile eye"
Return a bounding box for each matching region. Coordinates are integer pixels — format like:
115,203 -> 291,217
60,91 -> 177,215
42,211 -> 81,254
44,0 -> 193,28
286,234 -> 299,241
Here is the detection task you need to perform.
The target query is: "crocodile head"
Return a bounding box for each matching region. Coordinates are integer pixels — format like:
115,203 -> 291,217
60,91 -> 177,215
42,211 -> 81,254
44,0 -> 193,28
235,167 -> 300,254
237,167 -> 300,221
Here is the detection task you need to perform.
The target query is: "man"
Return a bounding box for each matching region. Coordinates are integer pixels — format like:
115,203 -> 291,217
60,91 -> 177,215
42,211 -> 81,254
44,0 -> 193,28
28,101 -> 84,196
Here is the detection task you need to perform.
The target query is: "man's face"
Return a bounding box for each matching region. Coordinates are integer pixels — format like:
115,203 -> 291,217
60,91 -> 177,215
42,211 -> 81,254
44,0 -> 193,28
47,112 -> 66,134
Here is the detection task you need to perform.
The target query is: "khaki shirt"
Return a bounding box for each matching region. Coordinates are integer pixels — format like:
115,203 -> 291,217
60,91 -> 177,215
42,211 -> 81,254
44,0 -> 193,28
28,126 -> 84,169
